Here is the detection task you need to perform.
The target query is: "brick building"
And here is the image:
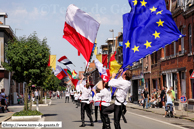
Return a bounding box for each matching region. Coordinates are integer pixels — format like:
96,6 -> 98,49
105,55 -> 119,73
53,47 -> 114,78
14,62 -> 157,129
159,0 -> 194,100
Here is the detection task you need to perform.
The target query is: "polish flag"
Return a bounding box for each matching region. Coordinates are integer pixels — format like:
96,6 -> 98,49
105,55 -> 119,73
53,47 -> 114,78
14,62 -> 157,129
54,65 -> 67,80
63,4 -> 100,62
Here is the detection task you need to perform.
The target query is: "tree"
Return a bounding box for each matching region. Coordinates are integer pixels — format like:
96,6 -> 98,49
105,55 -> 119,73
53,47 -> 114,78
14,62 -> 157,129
43,72 -> 61,91
2,32 -> 50,111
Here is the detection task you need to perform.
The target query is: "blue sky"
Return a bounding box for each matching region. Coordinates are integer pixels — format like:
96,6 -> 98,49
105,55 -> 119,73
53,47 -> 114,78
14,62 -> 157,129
0,0 -> 131,72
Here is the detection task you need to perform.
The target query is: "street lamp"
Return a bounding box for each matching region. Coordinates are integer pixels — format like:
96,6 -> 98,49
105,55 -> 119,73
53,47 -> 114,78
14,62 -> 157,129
15,28 -> 22,36
109,29 -> 114,52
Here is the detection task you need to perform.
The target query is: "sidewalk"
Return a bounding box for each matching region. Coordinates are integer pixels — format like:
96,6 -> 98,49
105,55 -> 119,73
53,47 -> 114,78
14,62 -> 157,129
0,104 -> 23,124
126,102 -> 194,122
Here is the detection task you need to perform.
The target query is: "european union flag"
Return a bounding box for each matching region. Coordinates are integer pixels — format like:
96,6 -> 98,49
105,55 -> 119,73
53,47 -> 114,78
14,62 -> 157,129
123,0 -> 184,68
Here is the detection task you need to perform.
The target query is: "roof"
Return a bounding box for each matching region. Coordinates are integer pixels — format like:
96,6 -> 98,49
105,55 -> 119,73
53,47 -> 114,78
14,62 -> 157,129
100,45 -> 108,49
0,13 -> 8,18
105,38 -> 116,43
0,25 -> 16,39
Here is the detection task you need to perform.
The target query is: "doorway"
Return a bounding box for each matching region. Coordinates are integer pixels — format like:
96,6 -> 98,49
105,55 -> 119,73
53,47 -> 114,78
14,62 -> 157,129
132,80 -> 138,102
181,71 -> 186,96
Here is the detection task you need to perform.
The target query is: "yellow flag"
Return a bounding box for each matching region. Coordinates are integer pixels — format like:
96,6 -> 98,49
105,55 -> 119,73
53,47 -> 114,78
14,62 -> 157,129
94,39 -> 97,55
109,60 -> 121,76
109,52 -> 121,76
50,55 -> 56,70
96,54 -> 102,63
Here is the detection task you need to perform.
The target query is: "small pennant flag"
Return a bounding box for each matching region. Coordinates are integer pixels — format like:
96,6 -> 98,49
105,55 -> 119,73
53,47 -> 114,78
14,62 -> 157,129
58,56 -> 73,71
54,65 -> 67,80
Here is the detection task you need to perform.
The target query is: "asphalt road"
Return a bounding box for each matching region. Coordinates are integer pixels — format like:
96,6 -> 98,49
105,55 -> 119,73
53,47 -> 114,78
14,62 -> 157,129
41,98 -> 194,129
2,98 -> 194,129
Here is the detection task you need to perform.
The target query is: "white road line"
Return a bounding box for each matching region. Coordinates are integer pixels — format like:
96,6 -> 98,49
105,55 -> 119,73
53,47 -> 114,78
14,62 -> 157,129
127,111 -> 187,129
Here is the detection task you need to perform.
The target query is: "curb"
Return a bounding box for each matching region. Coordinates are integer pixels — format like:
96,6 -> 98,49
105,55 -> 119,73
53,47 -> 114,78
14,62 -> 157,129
0,113 -> 14,124
12,115 -> 42,120
127,105 -> 194,122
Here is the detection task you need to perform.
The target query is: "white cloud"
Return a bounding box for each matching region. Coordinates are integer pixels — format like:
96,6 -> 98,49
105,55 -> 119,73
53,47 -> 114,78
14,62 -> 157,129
94,14 -> 122,25
5,6 -> 50,26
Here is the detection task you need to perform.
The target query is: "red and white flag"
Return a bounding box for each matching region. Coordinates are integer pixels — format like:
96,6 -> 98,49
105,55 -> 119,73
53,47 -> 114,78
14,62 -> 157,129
58,56 -> 73,65
58,56 -> 73,71
63,4 -> 100,62
54,65 -> 67,80
94,59 -> 110,82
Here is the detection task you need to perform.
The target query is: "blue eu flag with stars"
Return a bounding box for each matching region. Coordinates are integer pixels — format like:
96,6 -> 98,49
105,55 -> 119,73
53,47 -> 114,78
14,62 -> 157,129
123,0 -> 184,68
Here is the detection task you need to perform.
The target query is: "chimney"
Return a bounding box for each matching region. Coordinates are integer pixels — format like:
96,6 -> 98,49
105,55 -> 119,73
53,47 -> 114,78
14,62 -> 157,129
0,13 -> 8,25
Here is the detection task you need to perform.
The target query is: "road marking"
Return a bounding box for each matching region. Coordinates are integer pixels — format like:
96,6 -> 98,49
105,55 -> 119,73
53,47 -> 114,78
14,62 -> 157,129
127,111 -> 187,129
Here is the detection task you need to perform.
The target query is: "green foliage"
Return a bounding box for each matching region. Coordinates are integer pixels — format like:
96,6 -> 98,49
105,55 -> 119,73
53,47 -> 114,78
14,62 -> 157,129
2,32 -> 50,111
58,85 -> 66,91
42,72 -> 61,91
33,100 -> 44,104
2,32 -> 50,84
13,110 -> 43,116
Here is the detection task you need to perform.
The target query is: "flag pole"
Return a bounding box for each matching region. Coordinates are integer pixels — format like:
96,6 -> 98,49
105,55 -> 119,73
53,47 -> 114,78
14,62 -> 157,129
84,62 -> 89,74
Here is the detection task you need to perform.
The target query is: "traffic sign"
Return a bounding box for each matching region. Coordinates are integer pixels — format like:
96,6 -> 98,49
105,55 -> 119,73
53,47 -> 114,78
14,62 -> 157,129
180,96 -> 187,103
190,71 -> 194,79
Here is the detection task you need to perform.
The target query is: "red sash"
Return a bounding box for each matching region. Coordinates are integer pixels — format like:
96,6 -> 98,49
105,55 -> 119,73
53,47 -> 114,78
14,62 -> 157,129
96,100 -> 106,110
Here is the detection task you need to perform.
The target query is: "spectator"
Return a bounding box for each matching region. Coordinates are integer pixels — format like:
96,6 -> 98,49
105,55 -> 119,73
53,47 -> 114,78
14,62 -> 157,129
32,92 -> 35,101
148,94 -> 157,108
60,91 -> 63,99
138,93 -> 144,106
65,90 -> 70,103
1,88 -> 6,106
143,88 -> 149,109
160,87 -> 166,108
164,90 -> 174,117
5,96 -> 9,112
156,90 -> 162,108
17,93 -> 22,104
34,89 -> 39,100
57,90 -> 60,99
170,87 -> 176,114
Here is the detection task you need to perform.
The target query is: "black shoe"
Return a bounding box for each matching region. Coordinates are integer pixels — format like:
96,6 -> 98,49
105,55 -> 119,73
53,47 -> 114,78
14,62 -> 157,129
79,124 -> 85,127
90,123 -> 94,126
76,107 -> 78,108
94,120 -> 97,122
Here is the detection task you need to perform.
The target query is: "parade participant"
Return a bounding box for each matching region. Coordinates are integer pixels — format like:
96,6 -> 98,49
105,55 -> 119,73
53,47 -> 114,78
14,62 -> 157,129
92,80 -> 111,129
93,88 -> 101,122
65,90 -> 70,103
77,92 -> 81,108
74,91 -> 78,108
89,88 -> 93,115
108,70 -> 132,129
70,89 -> 74,102
79,75 -> 94,127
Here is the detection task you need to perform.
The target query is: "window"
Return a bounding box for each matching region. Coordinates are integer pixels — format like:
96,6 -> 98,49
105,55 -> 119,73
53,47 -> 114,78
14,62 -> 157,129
164,46 -> 166,58
174,42 -> 176,56
181,27 -> 184,53
189,24 -> 192,53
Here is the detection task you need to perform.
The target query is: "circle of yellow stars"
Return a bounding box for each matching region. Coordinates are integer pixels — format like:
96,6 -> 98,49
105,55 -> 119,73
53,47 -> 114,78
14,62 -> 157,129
125,0 -> 165,53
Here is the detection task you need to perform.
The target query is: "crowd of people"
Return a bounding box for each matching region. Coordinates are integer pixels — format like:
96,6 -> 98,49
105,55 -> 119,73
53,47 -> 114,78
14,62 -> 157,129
0,88 -> 10,113
138,86 -> 176,117
64,70 -> 132,129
